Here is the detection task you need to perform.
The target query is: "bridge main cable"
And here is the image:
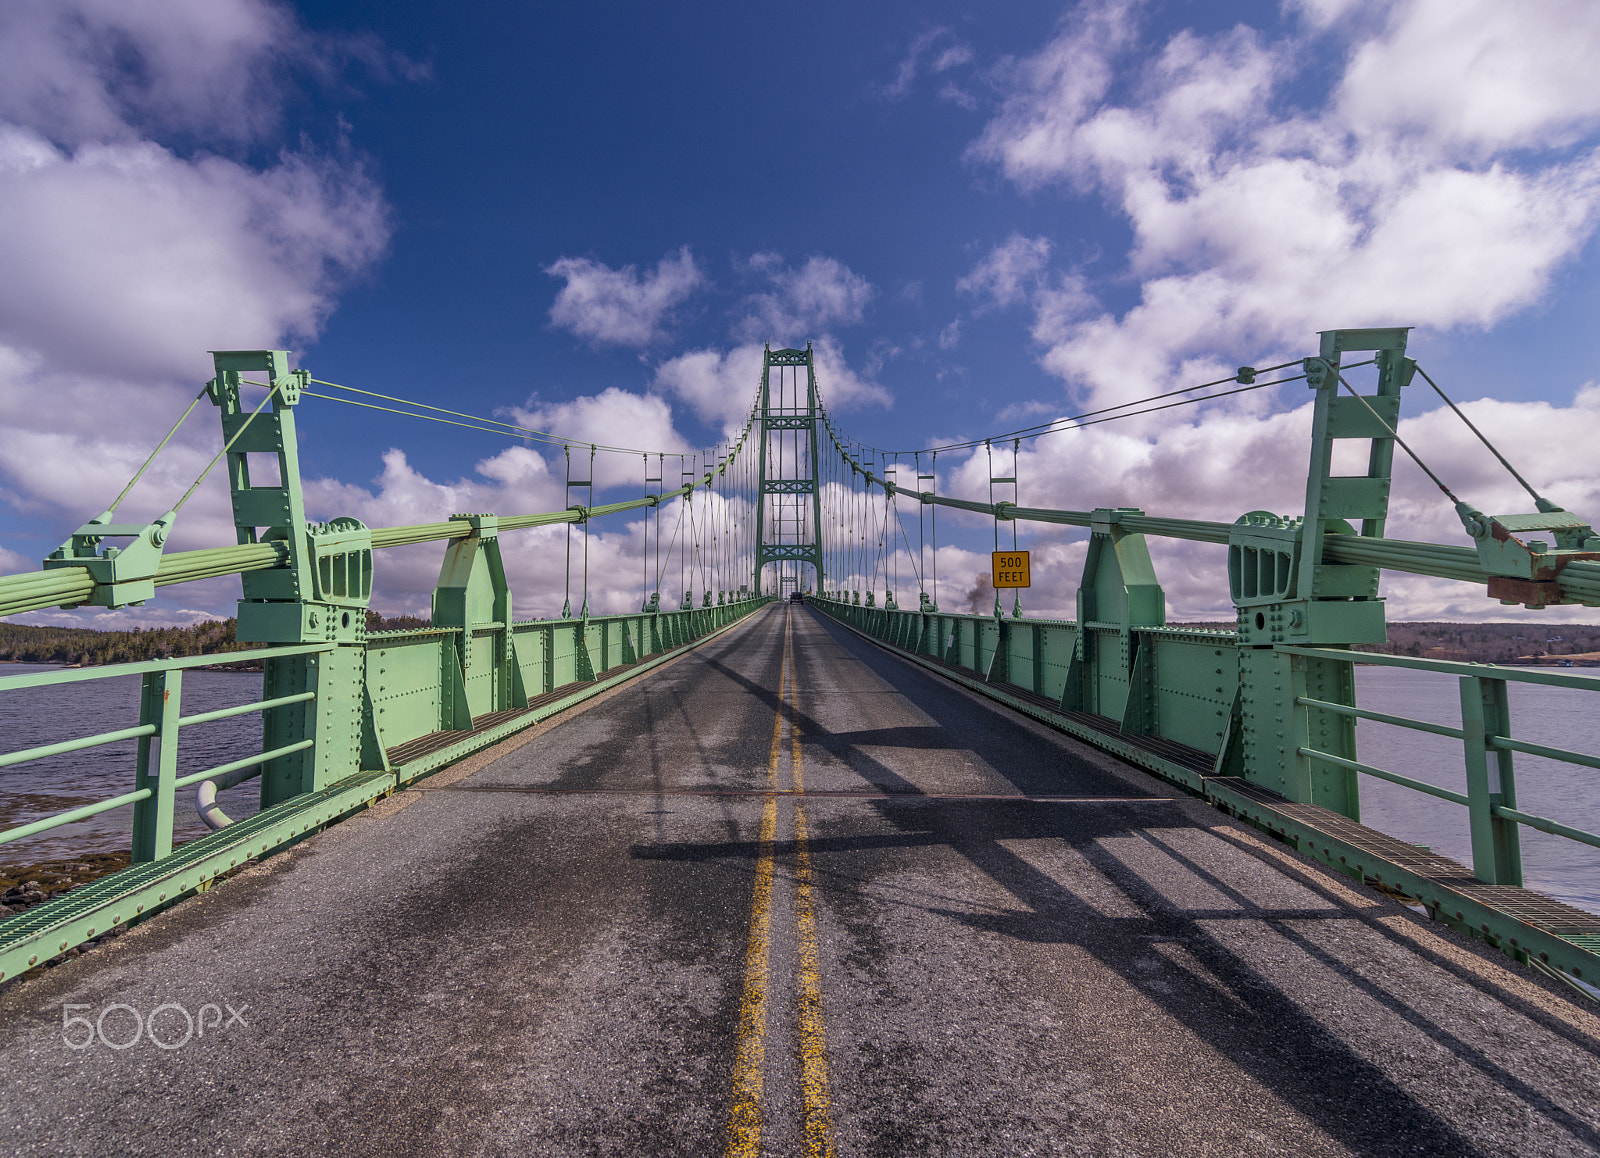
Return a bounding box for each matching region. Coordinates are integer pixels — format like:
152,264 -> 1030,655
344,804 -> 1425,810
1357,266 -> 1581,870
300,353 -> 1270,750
0,412 -> 760,617
8,340 -> 1600,616
810,380 -> 1600,607
8,460 -> 1598,621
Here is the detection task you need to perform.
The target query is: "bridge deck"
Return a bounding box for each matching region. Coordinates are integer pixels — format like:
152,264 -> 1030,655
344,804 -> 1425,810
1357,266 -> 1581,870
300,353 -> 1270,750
3,604 -> 1598,1156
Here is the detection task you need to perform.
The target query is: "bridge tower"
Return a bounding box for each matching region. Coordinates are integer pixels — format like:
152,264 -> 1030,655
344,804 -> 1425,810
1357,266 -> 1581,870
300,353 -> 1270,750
754,344 -> 826,596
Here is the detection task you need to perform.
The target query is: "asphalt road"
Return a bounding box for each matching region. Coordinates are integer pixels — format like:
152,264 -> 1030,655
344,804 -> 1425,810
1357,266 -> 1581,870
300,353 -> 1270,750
2,603 -> 1598,1157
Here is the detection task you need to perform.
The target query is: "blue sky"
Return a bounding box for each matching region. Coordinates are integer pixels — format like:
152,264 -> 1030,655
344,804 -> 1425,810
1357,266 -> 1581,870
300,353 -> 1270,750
2,0 -> 1599,623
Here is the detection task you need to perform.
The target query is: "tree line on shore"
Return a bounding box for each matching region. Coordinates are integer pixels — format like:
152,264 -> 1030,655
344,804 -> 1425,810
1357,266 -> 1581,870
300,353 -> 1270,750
0,612 -> 431,667
1163,621 -> 1600,664
2,613 -> 1595,669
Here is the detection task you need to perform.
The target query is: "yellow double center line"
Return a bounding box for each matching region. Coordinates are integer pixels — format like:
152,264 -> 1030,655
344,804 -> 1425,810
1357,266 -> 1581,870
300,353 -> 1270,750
728,607 -> 834,1158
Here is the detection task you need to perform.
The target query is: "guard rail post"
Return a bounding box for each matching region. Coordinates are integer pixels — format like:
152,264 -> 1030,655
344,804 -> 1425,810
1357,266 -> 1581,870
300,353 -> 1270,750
1461,674 -> 1523,886
131,668 -> 182,862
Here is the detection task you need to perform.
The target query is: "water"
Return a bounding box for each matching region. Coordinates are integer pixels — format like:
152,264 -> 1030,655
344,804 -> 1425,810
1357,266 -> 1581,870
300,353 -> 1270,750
1355,666 -> 1600,917
0,662 -> 1596,915
0,664 -> 264,865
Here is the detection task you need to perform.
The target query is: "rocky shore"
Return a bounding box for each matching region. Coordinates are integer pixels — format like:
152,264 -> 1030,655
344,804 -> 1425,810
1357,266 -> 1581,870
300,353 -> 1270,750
0,852 -> 133,964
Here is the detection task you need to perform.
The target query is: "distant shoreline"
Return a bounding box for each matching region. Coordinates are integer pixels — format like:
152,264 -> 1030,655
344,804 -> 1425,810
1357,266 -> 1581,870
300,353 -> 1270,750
6,617 -> 1598,670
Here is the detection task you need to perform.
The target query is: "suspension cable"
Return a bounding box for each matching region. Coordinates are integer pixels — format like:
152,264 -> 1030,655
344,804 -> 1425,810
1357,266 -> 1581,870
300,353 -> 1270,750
173,381 -> 281,512
307,377 -> 683,457
836,359 -> 1308,458
815,366 -> 1324,502
102,384 -> 210,518
1329,366 -> 1461,503
1413,363 -> 1548,508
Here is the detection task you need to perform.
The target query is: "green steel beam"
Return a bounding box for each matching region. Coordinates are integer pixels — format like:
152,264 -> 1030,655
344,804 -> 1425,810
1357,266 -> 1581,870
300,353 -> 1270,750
8,450 -> 1600,622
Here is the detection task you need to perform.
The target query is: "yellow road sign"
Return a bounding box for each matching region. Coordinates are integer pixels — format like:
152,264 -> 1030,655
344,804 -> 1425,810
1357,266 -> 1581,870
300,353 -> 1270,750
992,551 -> 1031,589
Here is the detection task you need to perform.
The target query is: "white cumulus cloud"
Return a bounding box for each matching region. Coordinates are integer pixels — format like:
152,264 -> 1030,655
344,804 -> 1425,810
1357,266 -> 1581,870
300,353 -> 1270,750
506,387 -> 696,489
653,345 -> 768,434
957,234 -> 1054,309
923,377 -> 1600,622
545,246 -> 705,348
967,0 -> 1600,410
734,254 -> 875,344
0,0 -> 395,586
0,127 -> 387,383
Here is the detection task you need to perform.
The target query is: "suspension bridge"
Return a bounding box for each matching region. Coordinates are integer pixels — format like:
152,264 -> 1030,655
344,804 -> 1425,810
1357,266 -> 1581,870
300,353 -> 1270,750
1,329 -> 1599,1155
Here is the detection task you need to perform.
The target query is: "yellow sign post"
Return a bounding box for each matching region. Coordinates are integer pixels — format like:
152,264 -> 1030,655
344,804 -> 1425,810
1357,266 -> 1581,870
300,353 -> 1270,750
992,551 -> 1031,589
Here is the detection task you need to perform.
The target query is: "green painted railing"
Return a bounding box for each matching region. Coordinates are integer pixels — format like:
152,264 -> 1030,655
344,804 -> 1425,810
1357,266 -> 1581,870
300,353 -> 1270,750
0,346 -> 776,984
809,595 -> 1600,989
1281,647 -> 1600,869
0,644 -> 331,858
0,597 -> 769,983
0,598 -> 764,854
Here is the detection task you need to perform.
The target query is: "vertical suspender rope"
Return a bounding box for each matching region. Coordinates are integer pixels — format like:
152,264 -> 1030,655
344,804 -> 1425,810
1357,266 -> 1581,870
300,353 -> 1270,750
723,444 -> 729,598
690,452 -> 698,601
853,447 -> 860,596
581,445 -> 594,618
890,454 -> 898,604
882,455 -> 889,598
563,444 -> 573,619
641,453 -> 647,608
860,449 -> 867,597
716,445 -> 722,600
656,453 -> 664,602
680,455 -> 688,605
931,451 -> 938,610
1012,438 -> 1022,619
709,446 -> 716,601
724,444 -> 729,598
987,441 -> 1000,617
695,451 -> 704,602
718,444 -> 725,600
986,440 -> 997,553
883,458 -> 892,602
915,451 -> 924,602
863,449 -> 872,597
868,448 -> 876,597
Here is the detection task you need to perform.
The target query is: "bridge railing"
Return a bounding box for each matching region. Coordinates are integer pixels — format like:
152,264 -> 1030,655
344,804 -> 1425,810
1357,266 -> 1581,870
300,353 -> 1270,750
809,593 -> 1600,984
0,644 -> 331,862
811,597 -> 1241,783
1282,647 -> 1600,872
0,347 -> 775,983
813,596 -> 1600,867
0,599 -> 766,857
0,588 -> 767,985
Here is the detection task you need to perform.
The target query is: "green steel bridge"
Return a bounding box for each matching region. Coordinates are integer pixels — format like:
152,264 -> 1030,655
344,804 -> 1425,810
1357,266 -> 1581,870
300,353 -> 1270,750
1,330 -> 1599,1155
